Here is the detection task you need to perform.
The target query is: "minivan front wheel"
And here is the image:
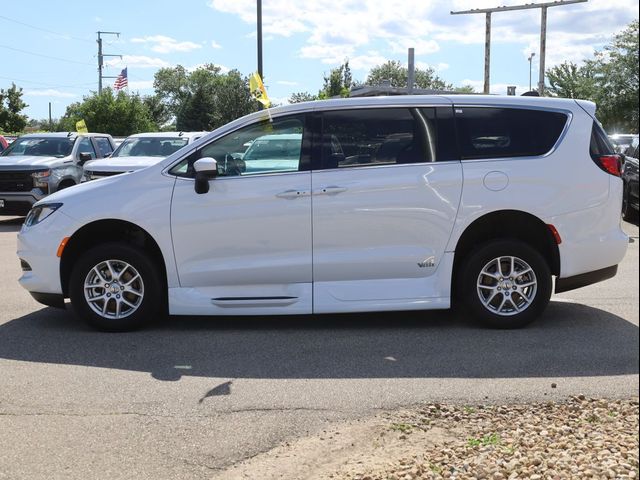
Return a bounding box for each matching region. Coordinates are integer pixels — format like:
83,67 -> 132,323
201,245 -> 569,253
69,242 -> 162,331
460,240 -> 552,328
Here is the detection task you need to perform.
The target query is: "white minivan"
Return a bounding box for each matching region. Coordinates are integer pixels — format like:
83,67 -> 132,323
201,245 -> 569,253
17,95 -> 628,331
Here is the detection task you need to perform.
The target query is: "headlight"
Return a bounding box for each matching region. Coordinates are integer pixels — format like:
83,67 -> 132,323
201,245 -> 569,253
24,203 -> 63,227
31,169 -> 51,188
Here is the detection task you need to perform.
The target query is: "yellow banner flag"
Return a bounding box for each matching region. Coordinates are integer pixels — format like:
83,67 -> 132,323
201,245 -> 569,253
75,119 -> 88,133
249,72 -> 271,108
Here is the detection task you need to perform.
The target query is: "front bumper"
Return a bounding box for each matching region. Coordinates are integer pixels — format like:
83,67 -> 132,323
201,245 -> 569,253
0,191 -> 46,216
17,210 -> 78,295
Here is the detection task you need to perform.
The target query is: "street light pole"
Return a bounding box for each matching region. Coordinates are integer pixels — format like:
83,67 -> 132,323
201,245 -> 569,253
528,52 -> 536,91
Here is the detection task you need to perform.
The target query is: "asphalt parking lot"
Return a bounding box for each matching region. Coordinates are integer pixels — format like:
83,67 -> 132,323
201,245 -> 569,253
0,216 -> 638,480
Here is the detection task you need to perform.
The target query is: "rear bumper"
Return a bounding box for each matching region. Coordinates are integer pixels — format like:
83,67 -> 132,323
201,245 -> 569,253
555,265 -> 618,294
30,292 -> 66,308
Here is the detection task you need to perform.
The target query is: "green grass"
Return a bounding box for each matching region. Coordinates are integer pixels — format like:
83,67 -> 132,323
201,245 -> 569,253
467,433 -> 501,447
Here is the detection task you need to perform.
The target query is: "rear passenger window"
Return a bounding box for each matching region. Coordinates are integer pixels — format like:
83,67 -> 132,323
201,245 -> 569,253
455,107 -> 568,160
320,107 -> 458,169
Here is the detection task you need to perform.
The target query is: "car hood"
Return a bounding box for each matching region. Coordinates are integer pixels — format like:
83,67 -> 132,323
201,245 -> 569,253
84,156 -> 162,172
0,155 -> 66,168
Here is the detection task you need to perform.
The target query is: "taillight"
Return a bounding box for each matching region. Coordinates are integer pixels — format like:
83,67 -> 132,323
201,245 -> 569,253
593,154 -> 622,177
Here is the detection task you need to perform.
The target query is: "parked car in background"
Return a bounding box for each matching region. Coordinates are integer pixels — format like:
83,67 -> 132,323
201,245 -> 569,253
609,133 -> 638,154
17,95 -> 628,331
622,144 -> 639,221
0,132 -> 116,216
83,132 -> 206,180
0,135 -> 8,153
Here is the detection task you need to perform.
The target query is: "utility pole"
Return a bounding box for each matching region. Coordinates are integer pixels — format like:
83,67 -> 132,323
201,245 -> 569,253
97,31 -> 121,94
407,48 -> 415,94
451,0 -> 587,95
257,0 -> 263,80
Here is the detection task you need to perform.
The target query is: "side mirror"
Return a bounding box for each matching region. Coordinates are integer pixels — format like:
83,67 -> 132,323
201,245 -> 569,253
193,157 -> 218,194
104,152 -> 112,158
78,152 -> 93,165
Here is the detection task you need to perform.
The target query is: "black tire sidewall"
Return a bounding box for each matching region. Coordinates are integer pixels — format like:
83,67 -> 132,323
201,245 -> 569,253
459,240 -> 552,329
69,242 -> 162,331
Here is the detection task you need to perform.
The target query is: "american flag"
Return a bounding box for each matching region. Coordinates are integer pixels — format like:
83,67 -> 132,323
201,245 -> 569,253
113,67 -> 128,90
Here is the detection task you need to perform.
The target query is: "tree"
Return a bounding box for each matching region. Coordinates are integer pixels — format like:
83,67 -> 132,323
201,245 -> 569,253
153,64 -> 257,131
0,83 -> 28,133
545,20 -> 638,133
58,89 -> 157,136
318,61 -> 354,98
143,94 -> 173,130
366,60 -> 453,90
593,20 -> 639,132
546,62 -> 598,99
288,92 -> 318,103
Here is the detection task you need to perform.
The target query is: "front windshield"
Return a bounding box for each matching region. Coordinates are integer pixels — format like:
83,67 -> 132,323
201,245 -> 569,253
0,137 -> 74,158
111,137 -> 188,158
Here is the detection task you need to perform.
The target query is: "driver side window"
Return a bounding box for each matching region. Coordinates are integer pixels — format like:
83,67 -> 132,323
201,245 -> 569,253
171,115 -> 305,178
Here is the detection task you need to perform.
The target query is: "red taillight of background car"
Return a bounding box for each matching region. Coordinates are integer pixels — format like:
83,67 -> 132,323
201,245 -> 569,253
593,154 -> 623,177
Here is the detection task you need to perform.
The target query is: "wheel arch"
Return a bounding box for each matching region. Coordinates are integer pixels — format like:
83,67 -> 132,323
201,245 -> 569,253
60,219 -> 167,298
452,210 -> 560,293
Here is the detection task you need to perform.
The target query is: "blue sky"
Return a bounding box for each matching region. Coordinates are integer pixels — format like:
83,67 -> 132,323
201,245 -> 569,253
1,0 -> 637,121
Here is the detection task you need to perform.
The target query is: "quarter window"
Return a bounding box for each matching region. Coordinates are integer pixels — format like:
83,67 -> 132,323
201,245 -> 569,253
455,107 -> 568,160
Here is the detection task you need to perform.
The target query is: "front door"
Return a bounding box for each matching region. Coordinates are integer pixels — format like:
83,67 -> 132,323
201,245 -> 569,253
169,114 -> 313,315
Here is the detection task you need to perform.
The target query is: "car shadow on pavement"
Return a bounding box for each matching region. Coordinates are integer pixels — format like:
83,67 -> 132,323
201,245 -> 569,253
0,300 -> 637,381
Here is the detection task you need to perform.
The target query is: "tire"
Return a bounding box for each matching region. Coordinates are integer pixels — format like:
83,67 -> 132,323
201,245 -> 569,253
57,180 -> 76,191
69,242 -> 163,331
458,240 -> 552,329
622,187 -> 636,222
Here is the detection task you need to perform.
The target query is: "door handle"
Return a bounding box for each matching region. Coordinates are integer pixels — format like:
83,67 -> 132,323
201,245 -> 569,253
317,186 -> 347,195
276,189 -> 308,199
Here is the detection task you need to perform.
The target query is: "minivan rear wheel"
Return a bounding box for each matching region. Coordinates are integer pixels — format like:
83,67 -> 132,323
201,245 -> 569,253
459,240 -> 552,329
69,242 -> 162,331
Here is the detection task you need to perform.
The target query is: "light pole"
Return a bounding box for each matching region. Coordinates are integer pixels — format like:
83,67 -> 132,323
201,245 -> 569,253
528,52 -> 536,91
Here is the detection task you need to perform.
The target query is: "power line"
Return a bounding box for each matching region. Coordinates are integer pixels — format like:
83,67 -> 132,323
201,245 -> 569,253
0,75 -> 94,89
0,14 -> 93,43
0,44 -> 95,66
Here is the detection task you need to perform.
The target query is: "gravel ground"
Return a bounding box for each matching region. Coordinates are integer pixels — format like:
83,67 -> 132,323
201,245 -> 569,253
340,397 -> 639,480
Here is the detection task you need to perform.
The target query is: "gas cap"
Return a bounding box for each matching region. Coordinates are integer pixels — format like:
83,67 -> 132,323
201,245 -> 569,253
483,171 -> 509,192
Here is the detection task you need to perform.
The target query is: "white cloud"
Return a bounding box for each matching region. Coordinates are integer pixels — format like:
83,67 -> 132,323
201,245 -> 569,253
388,38 -> 440,55
210,0 -> 637,78
210,0 -> 441,64
211,40 -> 222,49
23,89 -> 76,98
187,63 -> 231,74
276,80 -> 298,86
128,80 -> 154,90
349,53 -> 389,71
131,35 -> 202,54
106,55 -> 170,69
